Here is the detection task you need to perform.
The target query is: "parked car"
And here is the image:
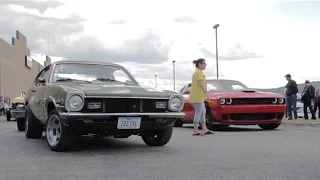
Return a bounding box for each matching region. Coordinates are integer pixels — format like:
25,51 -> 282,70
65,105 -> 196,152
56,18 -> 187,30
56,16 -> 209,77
6,97 -> 26,128
176,79 -> 286,130
22,60 -> 185,152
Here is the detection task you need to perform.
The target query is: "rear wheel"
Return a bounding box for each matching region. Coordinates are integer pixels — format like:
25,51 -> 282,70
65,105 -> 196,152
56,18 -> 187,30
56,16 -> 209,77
258,123 -> 281,130
45,109 -> 75,152
25,105 -> 43,138
6,110 -> 11,121
17,118 -> 25,131
141,125 -> 173,146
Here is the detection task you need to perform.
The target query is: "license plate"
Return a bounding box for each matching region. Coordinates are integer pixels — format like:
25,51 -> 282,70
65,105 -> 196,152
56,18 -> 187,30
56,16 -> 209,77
16,112 -> 22,116
117,117 -> 141,129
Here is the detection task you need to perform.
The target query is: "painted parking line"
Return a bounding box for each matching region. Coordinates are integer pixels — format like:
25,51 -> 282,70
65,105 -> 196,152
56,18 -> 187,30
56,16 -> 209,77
0,130 -> 15,134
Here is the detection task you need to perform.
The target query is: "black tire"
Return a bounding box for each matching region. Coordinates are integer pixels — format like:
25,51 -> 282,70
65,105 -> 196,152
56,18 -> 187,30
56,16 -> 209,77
205,105 -> 216,130
173,119 -> 183,127
258,123 -> 281,130
17,118 -> 25,131
6,113 -> 11,121
142,125 -> 173,146
45,109 -> 75,152
25,105 -> 43,138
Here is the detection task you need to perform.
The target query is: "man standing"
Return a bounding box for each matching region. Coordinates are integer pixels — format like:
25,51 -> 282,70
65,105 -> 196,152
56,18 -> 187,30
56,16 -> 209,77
285,74 -> 298,120
301,80 -> 316,119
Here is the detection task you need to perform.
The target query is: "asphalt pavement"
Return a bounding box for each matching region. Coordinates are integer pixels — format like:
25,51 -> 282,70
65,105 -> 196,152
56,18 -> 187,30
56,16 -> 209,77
0,117 -> 319,180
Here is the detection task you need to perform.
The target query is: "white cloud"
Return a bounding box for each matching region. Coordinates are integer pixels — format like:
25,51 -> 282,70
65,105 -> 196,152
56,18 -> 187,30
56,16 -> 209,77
8,0 -> 320,90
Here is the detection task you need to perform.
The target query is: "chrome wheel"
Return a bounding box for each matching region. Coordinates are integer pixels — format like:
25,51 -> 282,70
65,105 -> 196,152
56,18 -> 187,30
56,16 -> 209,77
46,114 -> 62,147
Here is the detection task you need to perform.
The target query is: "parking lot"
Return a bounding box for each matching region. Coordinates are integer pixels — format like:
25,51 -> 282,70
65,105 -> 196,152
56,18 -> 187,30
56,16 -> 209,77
0,117 -> 319,180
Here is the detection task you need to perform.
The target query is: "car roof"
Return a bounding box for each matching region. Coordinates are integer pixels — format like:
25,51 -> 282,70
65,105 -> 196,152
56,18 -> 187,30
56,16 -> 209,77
51,60 -> 122,67
185,79 -> 242,84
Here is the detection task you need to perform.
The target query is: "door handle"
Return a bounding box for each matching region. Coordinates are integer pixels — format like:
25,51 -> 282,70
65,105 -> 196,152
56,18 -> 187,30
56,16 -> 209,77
32,89 -> 36,92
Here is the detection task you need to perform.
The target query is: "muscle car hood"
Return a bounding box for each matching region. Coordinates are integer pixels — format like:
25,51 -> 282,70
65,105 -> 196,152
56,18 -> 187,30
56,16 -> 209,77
58,83 -> 174,98
207,89 -> 284,99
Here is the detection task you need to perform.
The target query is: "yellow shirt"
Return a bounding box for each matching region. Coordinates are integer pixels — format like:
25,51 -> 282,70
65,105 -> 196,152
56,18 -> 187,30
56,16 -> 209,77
190,68 -> 207,103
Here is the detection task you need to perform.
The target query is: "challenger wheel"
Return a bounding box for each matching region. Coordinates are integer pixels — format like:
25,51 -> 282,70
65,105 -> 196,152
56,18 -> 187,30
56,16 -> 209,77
141,125 -> 173,146
45,109 -> 75,152
25,105 -> 43,138
258,123 -> 281,130
173,119 -> 183,127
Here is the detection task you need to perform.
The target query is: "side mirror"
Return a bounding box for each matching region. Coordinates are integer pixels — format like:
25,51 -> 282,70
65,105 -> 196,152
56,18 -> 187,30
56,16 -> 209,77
184,90 -> 190,94
38,78 -> 46,84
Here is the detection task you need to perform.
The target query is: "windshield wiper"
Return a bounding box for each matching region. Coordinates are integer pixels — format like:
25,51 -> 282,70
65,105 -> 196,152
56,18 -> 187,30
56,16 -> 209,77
56,78 -> 91,83
96,78 -> 129,85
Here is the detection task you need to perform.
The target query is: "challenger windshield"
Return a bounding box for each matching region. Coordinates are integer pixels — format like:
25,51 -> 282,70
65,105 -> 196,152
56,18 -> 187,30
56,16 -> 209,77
51,63 -> 137,85
207,80 -> 249,91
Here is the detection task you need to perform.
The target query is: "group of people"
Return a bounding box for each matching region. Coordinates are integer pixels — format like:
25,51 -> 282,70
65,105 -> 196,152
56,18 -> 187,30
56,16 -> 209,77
188,59 -> 319,136
285,74 -> 320,120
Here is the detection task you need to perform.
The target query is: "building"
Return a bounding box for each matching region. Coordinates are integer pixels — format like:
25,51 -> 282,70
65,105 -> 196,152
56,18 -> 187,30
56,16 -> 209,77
0,30 -> 51,106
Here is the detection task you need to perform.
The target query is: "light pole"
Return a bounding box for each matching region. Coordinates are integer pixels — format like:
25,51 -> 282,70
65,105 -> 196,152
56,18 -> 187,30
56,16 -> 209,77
172,60 -> 176,90
155,75 -> 157,88
213,24 -> 220,79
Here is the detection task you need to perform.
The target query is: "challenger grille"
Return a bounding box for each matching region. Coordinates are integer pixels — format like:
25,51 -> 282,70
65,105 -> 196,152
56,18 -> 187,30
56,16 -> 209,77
229,113 -> 278,120
82,98 -> 168,113
231,98 -> 274,105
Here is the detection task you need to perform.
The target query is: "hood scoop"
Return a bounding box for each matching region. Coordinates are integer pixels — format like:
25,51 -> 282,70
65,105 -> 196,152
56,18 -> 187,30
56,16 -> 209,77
240,89 -> 256,93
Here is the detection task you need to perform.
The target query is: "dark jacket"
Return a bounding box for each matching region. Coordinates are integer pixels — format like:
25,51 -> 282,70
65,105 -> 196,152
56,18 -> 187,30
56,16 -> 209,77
301,85 -> 315,102
285,80 -> 298,96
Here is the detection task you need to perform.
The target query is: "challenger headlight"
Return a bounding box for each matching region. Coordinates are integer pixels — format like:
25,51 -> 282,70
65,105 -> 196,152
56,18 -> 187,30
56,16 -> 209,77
168,95 -> 184,112
65,94 -> 84,112
278,98 -> 284,104
219,98 -> 226,105
272,98 -> 277,104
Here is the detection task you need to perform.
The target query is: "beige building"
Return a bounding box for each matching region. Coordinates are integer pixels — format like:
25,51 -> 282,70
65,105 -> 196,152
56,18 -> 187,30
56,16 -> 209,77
0,30 -> 51,106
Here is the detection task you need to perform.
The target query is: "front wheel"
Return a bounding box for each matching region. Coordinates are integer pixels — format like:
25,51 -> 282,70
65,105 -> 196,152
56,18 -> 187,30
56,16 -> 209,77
45,109 -> 75,152
258,123 -> 281,130
141,125 -> 173,146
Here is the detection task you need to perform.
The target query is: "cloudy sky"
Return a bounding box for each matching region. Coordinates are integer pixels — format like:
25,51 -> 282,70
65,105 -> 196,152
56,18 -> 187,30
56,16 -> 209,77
0,0 -> 319,90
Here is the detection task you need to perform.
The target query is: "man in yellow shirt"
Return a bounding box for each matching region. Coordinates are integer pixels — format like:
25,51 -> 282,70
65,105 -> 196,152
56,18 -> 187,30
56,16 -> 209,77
190,58 -> 214,136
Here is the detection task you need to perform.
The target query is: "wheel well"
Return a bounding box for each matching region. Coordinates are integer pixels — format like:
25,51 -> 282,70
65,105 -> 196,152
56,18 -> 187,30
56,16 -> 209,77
47,102 -> 56,115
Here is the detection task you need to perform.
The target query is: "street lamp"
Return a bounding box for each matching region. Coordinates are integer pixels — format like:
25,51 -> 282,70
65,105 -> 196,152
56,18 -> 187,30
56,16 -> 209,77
172,60 -> 176,90
213,24 -> 220,79
155,75 -> 157,88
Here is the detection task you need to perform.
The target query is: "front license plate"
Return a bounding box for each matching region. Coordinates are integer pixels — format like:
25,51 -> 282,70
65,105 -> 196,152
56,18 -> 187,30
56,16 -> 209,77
117,117 -> 141,129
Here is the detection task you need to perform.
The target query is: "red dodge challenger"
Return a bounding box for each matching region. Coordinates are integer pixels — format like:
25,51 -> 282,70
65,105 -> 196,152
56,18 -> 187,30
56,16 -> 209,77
175,79 -> 286,130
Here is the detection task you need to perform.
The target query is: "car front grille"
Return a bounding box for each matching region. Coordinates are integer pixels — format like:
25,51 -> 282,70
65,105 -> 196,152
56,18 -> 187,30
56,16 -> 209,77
82,98 -> 168,113
231,98 -> 275,105
229,113 -> 278,120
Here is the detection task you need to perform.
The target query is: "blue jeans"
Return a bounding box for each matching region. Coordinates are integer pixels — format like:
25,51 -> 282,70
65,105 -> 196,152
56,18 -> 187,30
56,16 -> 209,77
193,103 -> 206,124
286,94 -> 297,119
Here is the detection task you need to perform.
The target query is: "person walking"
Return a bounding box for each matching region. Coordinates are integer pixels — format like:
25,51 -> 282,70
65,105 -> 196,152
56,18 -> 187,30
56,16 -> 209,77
284,74 -> 298,120
313,87 -> 320,118
189,58 -> 214,136
301,80 -> 316,119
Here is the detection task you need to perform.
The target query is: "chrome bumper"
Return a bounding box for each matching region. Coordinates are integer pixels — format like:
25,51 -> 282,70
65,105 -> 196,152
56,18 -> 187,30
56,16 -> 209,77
59,112 -> 185,119
11,110 -> 25,118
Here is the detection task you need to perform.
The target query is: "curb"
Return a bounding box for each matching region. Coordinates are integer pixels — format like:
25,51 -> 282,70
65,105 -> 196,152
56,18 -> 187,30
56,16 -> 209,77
281,122 -> 320,127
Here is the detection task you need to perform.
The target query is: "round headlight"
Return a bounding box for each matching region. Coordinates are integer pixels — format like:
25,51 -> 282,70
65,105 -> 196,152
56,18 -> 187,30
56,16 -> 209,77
219,99 -> 226,105
168,95 -> 183,111
272,98 -> 277,104
226,98 -> 232,105
66,94 -> 84,111
278,98 -> 284,104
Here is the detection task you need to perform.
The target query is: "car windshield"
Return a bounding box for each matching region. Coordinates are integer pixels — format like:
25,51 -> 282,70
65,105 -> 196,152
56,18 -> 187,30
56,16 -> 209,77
206,80 -> 249,91
51,63 -> 137,85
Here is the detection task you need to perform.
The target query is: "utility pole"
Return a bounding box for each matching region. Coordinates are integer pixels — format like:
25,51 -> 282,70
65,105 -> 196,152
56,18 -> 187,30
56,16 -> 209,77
155,75 -> 157,88
172,60 -> 176,90
213,24 -> 220,79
